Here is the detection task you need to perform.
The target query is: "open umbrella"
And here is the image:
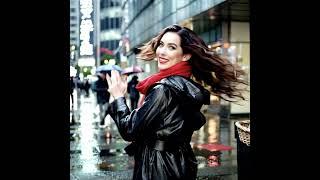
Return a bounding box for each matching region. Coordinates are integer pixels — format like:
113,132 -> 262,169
96,64 -> 122,73
121,65 -> 144,76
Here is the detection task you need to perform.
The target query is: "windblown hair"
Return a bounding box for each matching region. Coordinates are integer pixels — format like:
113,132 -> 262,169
136,24 -> 248,102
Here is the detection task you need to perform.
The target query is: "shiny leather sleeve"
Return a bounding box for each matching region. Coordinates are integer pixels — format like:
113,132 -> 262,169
108,85 -> 169,141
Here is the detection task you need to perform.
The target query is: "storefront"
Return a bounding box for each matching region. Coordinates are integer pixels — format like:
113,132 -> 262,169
179,3 -> 250,114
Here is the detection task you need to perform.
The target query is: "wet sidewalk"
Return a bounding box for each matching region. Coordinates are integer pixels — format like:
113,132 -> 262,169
70,90 -> 245,179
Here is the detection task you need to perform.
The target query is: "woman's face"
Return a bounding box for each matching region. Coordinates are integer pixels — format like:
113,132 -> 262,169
156,32 -> 187,70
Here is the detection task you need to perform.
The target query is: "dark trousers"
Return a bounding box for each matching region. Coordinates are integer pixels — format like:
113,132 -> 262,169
98,102 -> 109,124
130,97 -> 138,111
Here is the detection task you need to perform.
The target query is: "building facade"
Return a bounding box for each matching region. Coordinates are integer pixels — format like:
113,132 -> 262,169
121,0 -> 250,114
99,0 -> 122,65
70,0 -> 80,66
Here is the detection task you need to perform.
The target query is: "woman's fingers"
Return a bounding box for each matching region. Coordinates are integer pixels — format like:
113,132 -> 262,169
107,70 -> 127,99
106,73 -> 112,86
111,70 -> 125,84
115,70 -> 121,83
109,70 -> 128,87
110,70 -> 115,83
108,70 -> 125,87
122,76 -> 127,85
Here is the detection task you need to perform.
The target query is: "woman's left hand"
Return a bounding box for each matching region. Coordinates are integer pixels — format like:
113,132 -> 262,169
106,70 -> 128,99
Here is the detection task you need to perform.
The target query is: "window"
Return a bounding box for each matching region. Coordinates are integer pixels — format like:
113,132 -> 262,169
100,0 -> 121,8
100,0 -> 108,8
115,18 -> 119,28
101,18 -> 113,30
101,40 -> 120,50
110,18 -> 113,29
110,0 -> 120,7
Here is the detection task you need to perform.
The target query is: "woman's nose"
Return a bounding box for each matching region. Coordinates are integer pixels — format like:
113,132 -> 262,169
158,47 -> 166,55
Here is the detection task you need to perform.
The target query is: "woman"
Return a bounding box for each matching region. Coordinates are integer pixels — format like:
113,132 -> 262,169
106,24 -> 247,180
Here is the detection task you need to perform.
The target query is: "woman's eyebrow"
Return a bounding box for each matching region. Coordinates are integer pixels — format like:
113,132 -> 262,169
167,43 -> 177,47
159,41 -> 178,47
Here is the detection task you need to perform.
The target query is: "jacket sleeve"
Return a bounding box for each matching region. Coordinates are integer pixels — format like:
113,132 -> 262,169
108,85 -> 169,141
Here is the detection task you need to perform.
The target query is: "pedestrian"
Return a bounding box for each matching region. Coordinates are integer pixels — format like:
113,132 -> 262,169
127,75 -> 140,111
83,78 -> 91,97
70,76 -> 75,108
92,72 -> 110,126
105,24 -> 247,180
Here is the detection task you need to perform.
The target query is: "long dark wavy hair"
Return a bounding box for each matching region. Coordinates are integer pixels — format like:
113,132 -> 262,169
136,24 -> 248,102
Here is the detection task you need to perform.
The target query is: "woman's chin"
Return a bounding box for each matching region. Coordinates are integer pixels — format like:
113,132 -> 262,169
158,64 -> 167,70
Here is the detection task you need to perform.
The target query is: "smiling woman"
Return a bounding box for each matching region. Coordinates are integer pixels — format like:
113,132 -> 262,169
156,32 -> 191,70
105,24 -> 248,180
137,24 -> 247,101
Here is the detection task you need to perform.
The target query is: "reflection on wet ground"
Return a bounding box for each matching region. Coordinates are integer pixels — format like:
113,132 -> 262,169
70,90 -> 247,179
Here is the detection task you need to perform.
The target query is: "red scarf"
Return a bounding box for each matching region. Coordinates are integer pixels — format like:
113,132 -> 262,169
136,61 -> 192,95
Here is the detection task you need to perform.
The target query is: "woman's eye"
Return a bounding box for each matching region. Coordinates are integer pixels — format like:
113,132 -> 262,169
168,46 -> 176,50
158,43 -> 164,47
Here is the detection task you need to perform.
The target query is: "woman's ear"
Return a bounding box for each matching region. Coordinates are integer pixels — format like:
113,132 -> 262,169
183,54 -> 192,61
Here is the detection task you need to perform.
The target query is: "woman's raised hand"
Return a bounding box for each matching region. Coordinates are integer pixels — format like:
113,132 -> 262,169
106,70 -> 128,99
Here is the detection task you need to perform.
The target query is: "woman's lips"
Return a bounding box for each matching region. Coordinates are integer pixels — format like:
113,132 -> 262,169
158,57 -> 169,64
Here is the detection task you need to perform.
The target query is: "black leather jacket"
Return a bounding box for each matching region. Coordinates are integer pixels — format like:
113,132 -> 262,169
109,75 -> 210,180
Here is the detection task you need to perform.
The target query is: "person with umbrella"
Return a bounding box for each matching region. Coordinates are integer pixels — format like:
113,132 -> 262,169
92,64 -> 122,126
70,76 -> 75,108
121,65 -> 144,76
92,72 -> 110,127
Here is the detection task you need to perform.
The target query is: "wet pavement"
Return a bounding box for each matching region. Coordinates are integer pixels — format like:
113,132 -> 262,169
70,89 -> 248,180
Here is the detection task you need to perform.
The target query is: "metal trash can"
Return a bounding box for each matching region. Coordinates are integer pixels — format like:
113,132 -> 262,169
235,120 -> 251,180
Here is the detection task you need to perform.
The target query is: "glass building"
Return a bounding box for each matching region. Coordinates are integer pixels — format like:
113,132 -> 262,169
70,0 -> 80,66
121,0 -> 250,114
99,0 -> 122,65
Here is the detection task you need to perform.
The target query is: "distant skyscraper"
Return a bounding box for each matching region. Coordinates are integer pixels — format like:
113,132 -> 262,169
99,0 -> 122,64
70,0 -> 80,66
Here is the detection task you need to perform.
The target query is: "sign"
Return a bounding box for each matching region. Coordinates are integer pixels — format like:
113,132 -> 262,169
79,0 -> 94,56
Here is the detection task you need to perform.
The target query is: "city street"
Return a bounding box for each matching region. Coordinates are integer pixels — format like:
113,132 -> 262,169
70,89 -> 247,179
70,0 -> 250,179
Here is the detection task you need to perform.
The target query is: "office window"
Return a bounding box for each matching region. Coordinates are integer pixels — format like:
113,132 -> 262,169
109,18 -> 113,29
100,0 -> 120,8
110,0 -> 120,7
101,0 -> 108,8
115,40 -> 119,49
100,20 -> 104,30
110,41 -> 113,50
101,41 -> 107,49
101,18 -> 113,30
106,18 -> 110,29
115,18 -> 119,28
